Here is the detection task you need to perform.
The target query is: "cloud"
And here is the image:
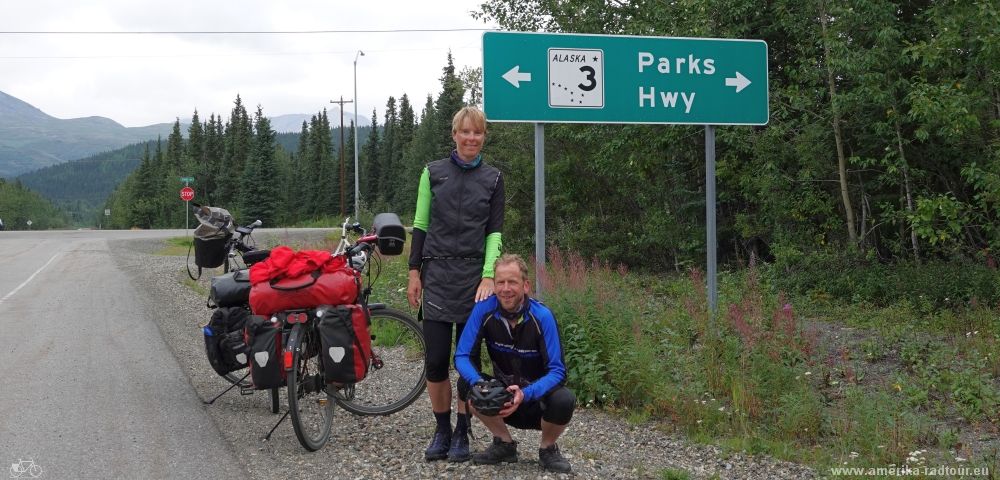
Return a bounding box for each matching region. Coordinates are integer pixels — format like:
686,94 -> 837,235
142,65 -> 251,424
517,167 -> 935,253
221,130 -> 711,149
0,0 -> 493,127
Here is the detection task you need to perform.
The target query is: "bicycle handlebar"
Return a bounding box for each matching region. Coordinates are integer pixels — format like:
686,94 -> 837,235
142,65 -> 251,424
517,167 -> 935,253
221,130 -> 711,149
235,219 -> 262,236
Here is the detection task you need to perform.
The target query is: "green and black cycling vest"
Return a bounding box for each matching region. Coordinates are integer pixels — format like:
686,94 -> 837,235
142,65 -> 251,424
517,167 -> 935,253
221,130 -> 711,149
418,157 -> 503,323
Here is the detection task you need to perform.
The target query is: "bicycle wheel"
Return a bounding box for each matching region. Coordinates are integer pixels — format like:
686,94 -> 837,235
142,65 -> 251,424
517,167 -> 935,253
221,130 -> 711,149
287,323 -> 334,451
336,307 -> 426,416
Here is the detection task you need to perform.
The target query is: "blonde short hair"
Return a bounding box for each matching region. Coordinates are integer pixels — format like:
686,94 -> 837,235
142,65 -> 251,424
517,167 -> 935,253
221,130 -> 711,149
494,253 -> 530,281
452,106 -> 486,133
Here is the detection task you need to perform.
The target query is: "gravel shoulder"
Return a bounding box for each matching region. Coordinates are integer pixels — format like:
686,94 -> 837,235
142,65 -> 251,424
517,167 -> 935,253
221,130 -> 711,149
111,236 -> 816,480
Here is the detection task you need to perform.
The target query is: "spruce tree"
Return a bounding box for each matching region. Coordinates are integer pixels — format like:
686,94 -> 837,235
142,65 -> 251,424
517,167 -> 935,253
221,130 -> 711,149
217,95 -> 252,209
187,110 -> 205,199
238,106 -> 281,225
434,52 -> 467,158
303,110 -> 336,217
361,109 -> 381,209
285,120 -> 310,220
378,97 -> 399,210
166,119 -> 184,172
344,120 -> 356,218
203,114 -> 224,205
400,95 -> 439,220
389,94 -> 417,213
130,144 -> 156,228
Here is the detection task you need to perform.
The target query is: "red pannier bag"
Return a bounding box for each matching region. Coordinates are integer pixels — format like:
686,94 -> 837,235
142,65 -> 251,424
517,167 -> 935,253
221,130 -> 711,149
317,304 -> 373,384
248,247 -> 360,317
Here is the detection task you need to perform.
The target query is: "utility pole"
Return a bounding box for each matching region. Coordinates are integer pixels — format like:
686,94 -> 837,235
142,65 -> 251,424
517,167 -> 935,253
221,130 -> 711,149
330,97 -> 354,217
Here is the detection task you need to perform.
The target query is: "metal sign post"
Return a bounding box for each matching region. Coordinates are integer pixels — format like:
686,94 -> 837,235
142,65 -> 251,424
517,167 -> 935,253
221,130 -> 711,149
483,31 -> 769,310
180,179 -> 194,232
534,123 -> 545,298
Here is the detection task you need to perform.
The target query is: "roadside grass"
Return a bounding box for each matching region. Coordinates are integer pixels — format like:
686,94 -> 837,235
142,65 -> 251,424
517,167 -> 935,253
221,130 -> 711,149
534,247 -> 1000,476
182,275 -> 208,297
157,236 -> 193,256
350,245 -> 1000,475
162,232 -> 1000,475
659,467 -> 693,480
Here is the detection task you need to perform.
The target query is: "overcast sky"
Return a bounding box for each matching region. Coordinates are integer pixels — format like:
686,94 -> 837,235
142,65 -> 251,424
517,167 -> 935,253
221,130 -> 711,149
0,1 -> 497,127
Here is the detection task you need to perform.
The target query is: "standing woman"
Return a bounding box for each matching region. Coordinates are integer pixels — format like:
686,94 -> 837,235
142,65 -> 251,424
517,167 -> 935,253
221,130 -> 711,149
408,106 -> 504,463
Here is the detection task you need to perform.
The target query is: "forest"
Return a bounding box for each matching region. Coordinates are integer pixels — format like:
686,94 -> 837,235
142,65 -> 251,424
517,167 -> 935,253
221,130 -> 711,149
0,177 -> 68,230
100,0 -> 997,282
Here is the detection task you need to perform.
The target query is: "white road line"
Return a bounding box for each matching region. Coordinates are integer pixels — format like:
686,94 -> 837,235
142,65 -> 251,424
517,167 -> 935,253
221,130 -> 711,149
0,252 -> 62,305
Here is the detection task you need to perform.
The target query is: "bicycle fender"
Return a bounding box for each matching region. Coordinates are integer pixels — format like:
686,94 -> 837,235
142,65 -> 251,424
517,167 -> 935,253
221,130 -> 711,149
284,323 -> 305,371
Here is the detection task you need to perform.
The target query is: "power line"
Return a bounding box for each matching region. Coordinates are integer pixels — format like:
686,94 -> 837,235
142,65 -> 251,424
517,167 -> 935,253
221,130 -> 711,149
0,28 -> 494,35
0,45 -> 481,60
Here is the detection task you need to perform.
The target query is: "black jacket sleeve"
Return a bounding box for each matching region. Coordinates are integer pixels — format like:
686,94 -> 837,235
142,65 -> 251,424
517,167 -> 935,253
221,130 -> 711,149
408,228 -> 426,270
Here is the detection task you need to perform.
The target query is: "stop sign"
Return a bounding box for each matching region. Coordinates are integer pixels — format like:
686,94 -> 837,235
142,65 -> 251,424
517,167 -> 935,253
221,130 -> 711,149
180,186 -> 195,202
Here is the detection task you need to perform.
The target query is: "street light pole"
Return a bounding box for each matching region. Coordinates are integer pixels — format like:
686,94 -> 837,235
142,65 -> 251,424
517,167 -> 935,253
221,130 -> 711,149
353,50 -> 365,220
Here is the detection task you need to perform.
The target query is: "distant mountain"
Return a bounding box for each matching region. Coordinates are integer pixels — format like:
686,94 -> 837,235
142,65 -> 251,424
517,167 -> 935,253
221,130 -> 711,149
0,91 -> 176,178
270,111 -> 370,133
17,126 -> 373,226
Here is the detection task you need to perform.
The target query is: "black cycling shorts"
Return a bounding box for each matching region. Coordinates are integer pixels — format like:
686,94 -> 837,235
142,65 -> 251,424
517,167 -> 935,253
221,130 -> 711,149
503,386 -> 576,429
423,319 -> 465,383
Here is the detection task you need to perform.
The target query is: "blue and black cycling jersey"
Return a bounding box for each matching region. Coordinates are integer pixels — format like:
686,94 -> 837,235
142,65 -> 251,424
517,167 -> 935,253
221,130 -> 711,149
455,296 -> 567,403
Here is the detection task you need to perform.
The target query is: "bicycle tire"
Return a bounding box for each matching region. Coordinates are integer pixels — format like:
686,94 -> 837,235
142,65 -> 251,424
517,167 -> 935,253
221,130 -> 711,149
287,323 -> 334,451
336,307 -> 426,416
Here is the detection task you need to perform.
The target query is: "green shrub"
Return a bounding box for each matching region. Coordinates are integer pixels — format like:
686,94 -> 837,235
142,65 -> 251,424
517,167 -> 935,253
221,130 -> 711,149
766,249 -> 1000,310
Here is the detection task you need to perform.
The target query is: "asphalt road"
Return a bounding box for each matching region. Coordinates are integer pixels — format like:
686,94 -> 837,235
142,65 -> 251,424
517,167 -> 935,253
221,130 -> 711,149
0,229 -> 246,479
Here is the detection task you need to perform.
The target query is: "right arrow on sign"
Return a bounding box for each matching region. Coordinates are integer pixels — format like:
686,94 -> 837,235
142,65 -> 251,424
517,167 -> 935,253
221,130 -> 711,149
502,66 -> 532,88
725,72 -> 751,93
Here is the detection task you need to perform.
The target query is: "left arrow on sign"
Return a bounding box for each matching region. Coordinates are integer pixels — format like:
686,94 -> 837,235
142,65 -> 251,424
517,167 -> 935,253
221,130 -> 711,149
502,66 -> 532,88
725,72 -> 751,93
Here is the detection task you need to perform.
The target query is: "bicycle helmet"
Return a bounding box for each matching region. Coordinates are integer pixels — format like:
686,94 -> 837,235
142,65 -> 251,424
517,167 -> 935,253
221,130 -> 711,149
469,379 -> 513,416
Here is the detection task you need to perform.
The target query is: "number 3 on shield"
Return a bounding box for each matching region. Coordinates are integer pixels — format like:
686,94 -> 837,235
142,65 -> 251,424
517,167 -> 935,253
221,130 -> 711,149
578,66 -> 597,92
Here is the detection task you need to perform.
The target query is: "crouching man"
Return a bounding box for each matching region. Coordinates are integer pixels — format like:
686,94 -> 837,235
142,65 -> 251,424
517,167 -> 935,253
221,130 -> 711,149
454,254 -> 576,474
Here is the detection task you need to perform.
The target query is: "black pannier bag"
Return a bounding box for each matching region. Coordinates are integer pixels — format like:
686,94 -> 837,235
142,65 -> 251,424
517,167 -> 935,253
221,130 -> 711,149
203,307 -> 251,376
317,305 -> 373,384
192,205 -> 235,269
210,269 -> 251,308
372,212 -> 406,256
245,314 -> 285,389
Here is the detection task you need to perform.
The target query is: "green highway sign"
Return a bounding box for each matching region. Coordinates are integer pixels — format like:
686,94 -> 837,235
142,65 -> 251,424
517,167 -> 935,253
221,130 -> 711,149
482,31 -> 768,125
179,176 -> 194,183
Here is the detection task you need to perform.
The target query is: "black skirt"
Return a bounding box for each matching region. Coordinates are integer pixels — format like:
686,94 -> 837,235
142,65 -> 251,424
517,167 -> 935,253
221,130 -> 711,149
420,258 -> 481,323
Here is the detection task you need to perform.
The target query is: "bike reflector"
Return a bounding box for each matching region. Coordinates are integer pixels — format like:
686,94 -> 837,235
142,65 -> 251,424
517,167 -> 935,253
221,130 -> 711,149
284,350 -> 293,371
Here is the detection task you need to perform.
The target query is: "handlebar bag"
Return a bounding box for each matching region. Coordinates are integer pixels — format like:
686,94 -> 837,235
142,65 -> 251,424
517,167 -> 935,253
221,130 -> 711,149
249,251 -> 360,317
210,270 -> 251,308
373,212 -> 406,256
194,236 -> 229,268
203,307 -> 251,376
245,314 -> 285,390
317,305 -> 373,384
